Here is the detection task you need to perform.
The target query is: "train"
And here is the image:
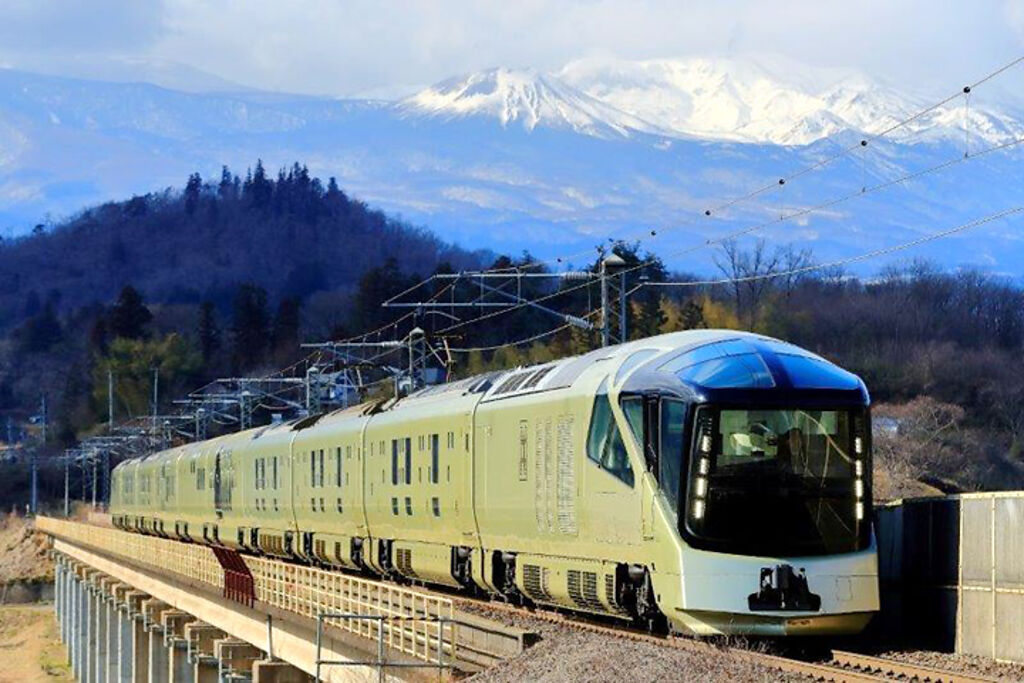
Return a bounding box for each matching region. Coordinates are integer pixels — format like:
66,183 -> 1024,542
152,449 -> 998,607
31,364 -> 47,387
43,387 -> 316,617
110,330 -> 879,636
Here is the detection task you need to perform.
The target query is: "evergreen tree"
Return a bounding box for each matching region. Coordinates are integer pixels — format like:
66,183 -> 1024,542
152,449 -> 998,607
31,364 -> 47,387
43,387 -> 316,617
108,285 -> 152,339
14,302 -> 62,353
89,317 -> 109,354
184,172 -> 202,216
351,258 -> 406,331
218,166 -> 234,201
248,159 -> 272,209
272,297 -> 301,357
197,301 -> 220,364
231,284 -> 270,370
680,299 -> 706,330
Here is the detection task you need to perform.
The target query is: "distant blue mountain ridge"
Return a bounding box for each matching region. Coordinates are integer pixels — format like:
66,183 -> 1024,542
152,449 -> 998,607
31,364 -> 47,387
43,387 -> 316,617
0,61 -> 1022,277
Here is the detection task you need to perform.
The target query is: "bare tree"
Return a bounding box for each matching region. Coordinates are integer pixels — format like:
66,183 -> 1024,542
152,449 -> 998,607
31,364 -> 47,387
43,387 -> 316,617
713,238 -> 782,329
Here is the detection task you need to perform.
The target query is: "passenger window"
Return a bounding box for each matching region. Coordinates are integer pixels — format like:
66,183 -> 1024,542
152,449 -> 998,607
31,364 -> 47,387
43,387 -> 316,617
586,387 -> 634,487
659,400 -> 687,520
620,397 -> 644,446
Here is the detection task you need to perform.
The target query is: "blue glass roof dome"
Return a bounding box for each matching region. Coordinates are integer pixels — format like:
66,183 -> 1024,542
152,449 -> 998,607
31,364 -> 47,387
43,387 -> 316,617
659,338 -> 861,391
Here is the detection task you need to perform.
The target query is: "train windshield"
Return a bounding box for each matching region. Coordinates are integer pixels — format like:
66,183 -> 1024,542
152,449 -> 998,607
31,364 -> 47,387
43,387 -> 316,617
683,407 -> 870,556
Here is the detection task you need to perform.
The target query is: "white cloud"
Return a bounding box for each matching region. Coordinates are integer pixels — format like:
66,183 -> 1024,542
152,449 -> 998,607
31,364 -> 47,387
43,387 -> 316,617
0,1 -> 1020,100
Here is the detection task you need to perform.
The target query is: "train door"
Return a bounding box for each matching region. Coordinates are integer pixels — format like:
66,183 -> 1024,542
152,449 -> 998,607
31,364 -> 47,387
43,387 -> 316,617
214,449 -> 232,517
587,389 -> 640,546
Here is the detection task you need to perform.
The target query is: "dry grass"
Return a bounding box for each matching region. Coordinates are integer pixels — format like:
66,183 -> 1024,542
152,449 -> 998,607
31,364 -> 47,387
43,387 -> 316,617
0,514 -> 52,584
0,605 -> 72,683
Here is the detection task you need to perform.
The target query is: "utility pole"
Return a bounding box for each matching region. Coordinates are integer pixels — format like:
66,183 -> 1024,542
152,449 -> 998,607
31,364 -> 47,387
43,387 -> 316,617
195,408 -> 207,441
108,368 -> 114,433
152,367 -> 159,437
600,254 -> 627,347
305,367 -> 321,415
30,396 -> 45,515
63,453 -> 69,517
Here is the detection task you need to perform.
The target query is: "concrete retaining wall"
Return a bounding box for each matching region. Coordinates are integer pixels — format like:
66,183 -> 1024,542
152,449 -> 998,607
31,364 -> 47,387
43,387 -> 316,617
0,579 -> 54,604
875,492 -> 1024,664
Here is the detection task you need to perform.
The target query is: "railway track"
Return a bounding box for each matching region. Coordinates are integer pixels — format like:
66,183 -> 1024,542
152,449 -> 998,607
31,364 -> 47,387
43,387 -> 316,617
446,594 -> 997,682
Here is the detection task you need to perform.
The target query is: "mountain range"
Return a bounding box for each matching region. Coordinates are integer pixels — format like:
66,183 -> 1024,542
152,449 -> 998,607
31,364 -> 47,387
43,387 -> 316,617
1,55 -> 1022,275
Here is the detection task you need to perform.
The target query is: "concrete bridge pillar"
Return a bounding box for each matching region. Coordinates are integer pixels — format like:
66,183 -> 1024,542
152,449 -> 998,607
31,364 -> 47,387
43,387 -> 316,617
71,568 -> 83,678
94,579 -> 110,683
161,609 -> 194,683
184,622 -> 224,683
252,660 -> 312,683
126,591 -> 150,683
54,560 -> 63,639
143,599 -> 171,683
84,571 -> 99,683
104,582 -> 126,683
214,638 -> 263,683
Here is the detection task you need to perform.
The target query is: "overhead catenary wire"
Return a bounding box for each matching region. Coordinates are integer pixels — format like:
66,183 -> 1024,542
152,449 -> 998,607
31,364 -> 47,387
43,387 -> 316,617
430,130 -> 1024,338
446,309 -> 601,353
424,53 -> 1024,278
637,206 -> 1022,288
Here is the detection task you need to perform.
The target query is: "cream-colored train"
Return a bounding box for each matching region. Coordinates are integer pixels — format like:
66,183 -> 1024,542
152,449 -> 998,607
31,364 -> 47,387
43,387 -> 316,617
111,330 -> 879,635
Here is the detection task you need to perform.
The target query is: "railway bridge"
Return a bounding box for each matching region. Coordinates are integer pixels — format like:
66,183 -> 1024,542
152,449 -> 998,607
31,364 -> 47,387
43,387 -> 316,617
39,517 -> 532,682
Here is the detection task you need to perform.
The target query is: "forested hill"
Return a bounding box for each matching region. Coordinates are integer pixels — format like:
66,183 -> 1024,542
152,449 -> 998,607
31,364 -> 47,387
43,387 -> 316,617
0,161 -> 484,331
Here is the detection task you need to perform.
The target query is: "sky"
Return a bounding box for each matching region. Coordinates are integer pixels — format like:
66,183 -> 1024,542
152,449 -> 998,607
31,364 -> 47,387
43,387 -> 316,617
0,0 -> 1022,99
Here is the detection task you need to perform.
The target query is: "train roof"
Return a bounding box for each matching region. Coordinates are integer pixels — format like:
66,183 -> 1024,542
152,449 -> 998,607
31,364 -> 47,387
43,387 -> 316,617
112,329 -> 862,469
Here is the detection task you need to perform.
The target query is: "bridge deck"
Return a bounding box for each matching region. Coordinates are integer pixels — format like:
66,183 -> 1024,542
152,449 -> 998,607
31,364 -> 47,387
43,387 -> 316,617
39,517 -> 530,681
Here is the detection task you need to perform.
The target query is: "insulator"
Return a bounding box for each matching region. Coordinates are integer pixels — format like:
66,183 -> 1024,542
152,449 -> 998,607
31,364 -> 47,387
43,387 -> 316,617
564,314 -> 593,330
560,271 -> 593,281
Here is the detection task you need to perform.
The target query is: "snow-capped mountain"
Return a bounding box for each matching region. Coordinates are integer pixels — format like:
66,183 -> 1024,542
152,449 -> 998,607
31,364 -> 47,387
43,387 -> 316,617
562,56 -> 1023,146
401,56 -> 1023,147
400,67 -> 669,139
0,57 -> 1022,274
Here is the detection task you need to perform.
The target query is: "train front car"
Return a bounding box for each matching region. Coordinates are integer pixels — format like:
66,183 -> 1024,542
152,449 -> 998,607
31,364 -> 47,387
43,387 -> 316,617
618,331 -> 878,636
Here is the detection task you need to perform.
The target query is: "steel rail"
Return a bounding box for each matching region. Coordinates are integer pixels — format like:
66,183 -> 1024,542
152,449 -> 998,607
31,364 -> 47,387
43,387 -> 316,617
829,650 -> 999,683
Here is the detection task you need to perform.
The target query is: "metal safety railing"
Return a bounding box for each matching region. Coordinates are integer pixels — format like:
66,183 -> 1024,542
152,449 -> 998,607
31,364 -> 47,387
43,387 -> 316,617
314,613 -> 456,683
37,517 -> 456,666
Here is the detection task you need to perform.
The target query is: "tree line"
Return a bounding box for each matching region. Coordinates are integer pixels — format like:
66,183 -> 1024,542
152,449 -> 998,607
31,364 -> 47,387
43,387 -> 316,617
0,166 -> 1022,506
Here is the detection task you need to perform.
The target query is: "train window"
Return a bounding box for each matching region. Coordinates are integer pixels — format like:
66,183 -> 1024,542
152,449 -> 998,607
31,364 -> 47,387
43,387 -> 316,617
773,353 -> 861,390
391,497 -> 399,515
660,340 -> 774,389
336,498 -> 343,513
431,434 -> 439,484
616,350 -> 659,385
432,497 -> 441,517
465,434 -> 470,452
405,496 -> 413,515
336,447 -> 342,487
272,457 -> 278,489
391,440 -> 398,485
319,450 -> 325,487
310,450 -> 316,486
620,397 -> 644,446
586,384 -> 634,487
659,400 -> 687,520
404,438 -> 412,485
